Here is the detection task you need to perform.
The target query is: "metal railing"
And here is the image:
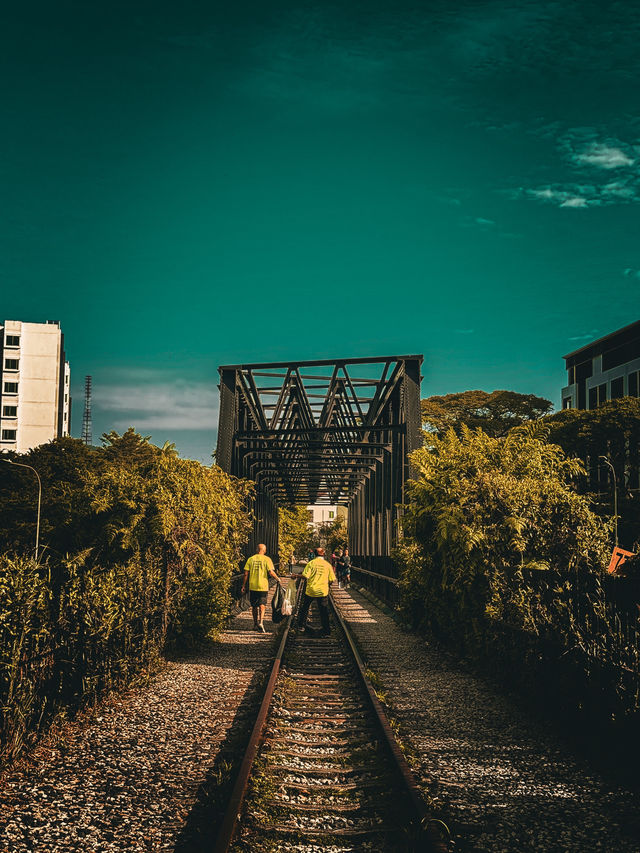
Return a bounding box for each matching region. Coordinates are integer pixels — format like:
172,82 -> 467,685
350,564 -> 400,607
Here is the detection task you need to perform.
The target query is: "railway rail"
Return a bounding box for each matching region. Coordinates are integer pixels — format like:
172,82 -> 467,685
214,582 -> 449,853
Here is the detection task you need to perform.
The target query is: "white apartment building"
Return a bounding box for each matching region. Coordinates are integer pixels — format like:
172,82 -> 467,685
0,320 -> 71,453
307,504 -> 348,527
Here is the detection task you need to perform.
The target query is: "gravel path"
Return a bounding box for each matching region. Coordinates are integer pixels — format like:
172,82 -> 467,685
334,587 -> 640,853
0,598 -> 280,853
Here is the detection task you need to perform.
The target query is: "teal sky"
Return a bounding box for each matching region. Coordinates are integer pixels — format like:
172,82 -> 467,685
2,1 -> 639,462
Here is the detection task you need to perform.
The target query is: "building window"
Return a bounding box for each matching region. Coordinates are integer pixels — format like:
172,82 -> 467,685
589,384 -> 607,409
1,429 -> 16,441
329,511 -> 335,519
3,382 -> 18,394
2,406 -> 17,417
5,335 -> 19,347
562,397 -> 572,409
611,376 -> 624,399
4,359 -> 19,371
629,372 -> 639,398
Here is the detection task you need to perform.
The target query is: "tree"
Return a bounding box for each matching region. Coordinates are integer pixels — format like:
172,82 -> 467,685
421,390 -> 553,438
547,398 -> 640,547
397,421 -> 610,639
316,516 -> 348,553
0,430 -> 254,761
396,422 -> 638,728
278,505 -> 315,568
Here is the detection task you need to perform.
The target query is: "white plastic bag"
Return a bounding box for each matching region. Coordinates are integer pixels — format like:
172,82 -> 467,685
281,598 -> 292,616
282,577 -> 297,616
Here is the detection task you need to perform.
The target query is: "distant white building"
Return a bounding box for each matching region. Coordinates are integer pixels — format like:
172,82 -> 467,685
0,320 -> 71,453
306,504 -> 347,527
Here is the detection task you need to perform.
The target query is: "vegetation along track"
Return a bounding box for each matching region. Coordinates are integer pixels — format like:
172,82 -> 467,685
215,586 -> 448,853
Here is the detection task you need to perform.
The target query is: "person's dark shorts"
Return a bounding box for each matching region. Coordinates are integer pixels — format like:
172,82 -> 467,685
249,590 -> 268,607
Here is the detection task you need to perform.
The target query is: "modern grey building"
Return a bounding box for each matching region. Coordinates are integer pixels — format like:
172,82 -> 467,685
562,320 -> 640,410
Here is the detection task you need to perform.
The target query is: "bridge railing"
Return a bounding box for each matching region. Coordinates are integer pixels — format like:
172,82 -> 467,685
350,564 -> 400,607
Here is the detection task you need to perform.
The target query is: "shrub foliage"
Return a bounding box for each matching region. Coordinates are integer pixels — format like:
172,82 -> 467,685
0,431 -> 252,763
396,422 -> 640,723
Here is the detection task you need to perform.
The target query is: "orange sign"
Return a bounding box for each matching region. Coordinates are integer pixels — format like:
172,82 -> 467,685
607,546 -> 636,575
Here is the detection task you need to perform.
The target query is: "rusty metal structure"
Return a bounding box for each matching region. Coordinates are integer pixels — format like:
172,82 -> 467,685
216,355 -> 423,572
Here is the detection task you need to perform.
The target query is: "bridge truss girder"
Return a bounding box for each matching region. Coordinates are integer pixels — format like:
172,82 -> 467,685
216,355 -> 423,572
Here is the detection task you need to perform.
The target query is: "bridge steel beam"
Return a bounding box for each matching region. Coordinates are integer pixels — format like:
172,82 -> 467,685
216,355 -> 423,572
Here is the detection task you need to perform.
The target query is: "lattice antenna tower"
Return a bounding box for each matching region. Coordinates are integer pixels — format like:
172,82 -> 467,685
82,375 -> 92,446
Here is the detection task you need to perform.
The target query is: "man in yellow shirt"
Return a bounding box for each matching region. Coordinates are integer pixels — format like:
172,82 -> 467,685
241,544 -> 280,632
296,547 -> 336,637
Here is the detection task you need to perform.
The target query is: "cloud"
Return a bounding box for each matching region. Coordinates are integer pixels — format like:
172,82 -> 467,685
573,143 -> 635,170
560,197 -> 588,208
517,185 -> 593,208
454,328 -> 475,335
475,217 -> 496,226
94,374 -> 219,431
568,330 -> 599,343
515,130 -> 640,208
623,268 -> 640,278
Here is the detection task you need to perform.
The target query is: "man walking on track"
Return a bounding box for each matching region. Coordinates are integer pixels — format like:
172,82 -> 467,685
241,544 -> 281,632
296,547 -> 336,637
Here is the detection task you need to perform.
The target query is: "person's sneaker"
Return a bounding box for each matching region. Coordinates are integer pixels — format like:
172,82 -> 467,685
258,623 -> 266,633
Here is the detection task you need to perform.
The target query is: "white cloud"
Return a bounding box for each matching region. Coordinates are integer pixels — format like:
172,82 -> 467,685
568,330 -> 599,343
522,186 -> 594,207
475,217 -> 496,226
94,377 -> 219,431
574,143 -> 634,170
560,196 -> 588,208
515,130 -> 640,208
455,328 -> 475,335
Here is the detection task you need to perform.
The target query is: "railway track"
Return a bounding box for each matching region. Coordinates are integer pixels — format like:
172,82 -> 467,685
215,585 -> 448,853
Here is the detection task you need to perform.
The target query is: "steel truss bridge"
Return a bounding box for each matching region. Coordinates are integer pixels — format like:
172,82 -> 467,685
216,355 -> 423,574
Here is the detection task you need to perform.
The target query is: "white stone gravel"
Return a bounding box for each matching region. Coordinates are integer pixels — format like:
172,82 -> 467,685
334,587 -> 640,853
0,602 -> 279,853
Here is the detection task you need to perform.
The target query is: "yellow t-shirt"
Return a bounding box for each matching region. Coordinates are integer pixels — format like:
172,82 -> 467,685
302,558 -> 336,597
244,554 -> 274,591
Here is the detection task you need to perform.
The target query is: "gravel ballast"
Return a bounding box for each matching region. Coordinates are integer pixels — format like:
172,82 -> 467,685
0,601 -> 280,853
333,586 -> 640,852
3,585 -> 639,853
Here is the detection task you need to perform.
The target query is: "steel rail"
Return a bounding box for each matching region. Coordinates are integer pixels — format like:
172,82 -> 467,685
329,593 -> 449,853
213,603 -> 294,853
214,580 -> 448,852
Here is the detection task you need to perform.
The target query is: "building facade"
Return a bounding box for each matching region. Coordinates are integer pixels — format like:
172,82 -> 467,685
562,320 -> 640,410
0,320 -> 71,453
306,504 -> 348,527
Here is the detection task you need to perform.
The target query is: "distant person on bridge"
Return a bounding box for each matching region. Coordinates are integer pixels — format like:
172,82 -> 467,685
296,547 -> 336,637
337,548 -> 351,589
241,544 -> 281,633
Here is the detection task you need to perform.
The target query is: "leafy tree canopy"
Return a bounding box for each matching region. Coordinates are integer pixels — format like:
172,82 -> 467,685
421,390 -> 553,438
547,398 -> 640,470
278,505 -> 315,568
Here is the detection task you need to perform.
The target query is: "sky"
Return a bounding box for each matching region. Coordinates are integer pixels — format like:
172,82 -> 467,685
2,0 -> 639,462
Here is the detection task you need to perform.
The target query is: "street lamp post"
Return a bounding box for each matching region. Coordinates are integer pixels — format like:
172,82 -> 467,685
599,455 -> 618,547
1,458 -> 42,560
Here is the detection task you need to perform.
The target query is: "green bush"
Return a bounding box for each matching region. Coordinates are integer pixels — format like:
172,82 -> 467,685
0,431 -> 252,764
397,422 -> 640,722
